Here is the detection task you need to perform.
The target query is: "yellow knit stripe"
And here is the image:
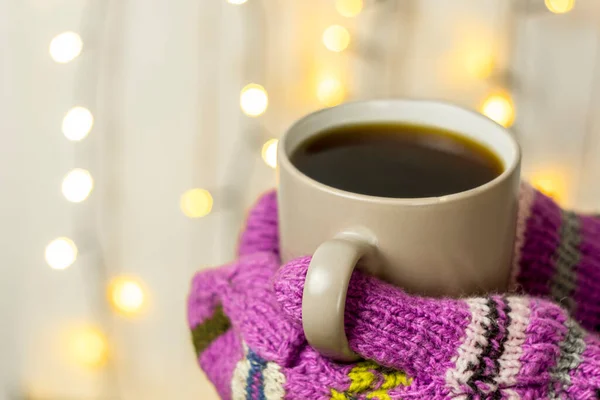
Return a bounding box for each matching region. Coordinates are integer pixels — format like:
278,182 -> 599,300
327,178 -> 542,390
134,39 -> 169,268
330,361 -> 412,399
380,369 -> 413,389
348,363 -> 377,393
351,360 -> 380,372
366,389 -> 391,400
330,389 -> 348,400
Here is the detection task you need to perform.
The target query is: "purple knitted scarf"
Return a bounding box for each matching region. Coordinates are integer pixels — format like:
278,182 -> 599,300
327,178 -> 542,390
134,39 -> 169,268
188,183 -> 600,400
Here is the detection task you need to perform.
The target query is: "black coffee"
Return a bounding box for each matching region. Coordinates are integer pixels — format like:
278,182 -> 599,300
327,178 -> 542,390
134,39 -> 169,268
290,123 -> 503,198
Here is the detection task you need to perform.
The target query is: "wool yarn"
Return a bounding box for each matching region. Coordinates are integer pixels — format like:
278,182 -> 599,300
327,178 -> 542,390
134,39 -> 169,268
188,184 -> 600,400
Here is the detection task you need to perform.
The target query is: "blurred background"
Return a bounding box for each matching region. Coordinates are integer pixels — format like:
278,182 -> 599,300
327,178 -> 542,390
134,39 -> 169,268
1,0 -> 598,398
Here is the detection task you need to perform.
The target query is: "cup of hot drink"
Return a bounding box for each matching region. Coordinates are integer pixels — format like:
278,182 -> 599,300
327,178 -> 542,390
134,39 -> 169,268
277,99 -> 521,361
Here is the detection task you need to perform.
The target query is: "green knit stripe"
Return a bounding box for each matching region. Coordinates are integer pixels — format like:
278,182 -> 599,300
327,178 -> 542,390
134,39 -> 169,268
548,319 -> 586,398
550,210 -> 581,313
191,304 -> 231,356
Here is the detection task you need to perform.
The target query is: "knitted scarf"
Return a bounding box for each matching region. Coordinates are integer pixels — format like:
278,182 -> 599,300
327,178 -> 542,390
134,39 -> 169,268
188,183 -> 600,400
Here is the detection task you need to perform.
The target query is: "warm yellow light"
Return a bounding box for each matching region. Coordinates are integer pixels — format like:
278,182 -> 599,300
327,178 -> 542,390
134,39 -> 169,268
227,0 -> 248,3
261,139 -> 278,169
317,77 -> 346,107
531,171 -> 568,204
62,106 -> 94,141
480,92 -> 515,128
336,0 -> 363,17
109,277 -> 145,315
45,237 -> 78,270
49,31 -> 83,63
322,25 -> 351,52
181,188 -> 213,218
545,0 -> 575,14
68,326 -> 109,369
240,84 -> 268,117
62,169 -> 94,203
465,50 -> 495,80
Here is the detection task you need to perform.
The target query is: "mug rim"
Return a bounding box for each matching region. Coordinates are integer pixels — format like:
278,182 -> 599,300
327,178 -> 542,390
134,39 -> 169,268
278,98 -> 521,206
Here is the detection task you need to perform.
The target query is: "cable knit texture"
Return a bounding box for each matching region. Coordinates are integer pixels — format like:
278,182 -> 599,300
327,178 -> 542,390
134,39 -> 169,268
187,184 -> 600,400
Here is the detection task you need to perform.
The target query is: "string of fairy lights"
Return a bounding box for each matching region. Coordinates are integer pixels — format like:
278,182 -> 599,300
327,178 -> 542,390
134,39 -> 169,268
181,0 -> 363,220
44,24 -> 144,379
44,6 -> 581,254
38,0 -> 577,395
46,30 -> 113,374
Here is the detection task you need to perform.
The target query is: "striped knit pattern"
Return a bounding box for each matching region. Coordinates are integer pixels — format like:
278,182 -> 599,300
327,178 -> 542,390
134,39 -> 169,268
549,211 -> 580,314
329,360 -> 412,400
566,334 -> 600,399
573,214 -> 600,332
483,297 -> 511,399
512,185 -> 600,333
495,297 -> 531,388
188,187 -> 600,400
231,345 -> 253,400
445,297 -> 517,398
514,187 -> 561,299
548,319 -> 586,398
445,298 -> 492,395
232,344 -> 286,400
238,191 -> 279,257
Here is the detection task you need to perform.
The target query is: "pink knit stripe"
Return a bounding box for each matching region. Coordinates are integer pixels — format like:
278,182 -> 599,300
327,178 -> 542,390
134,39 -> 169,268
220,253 -> 305,366
282,346 -> 352,400
513,386 -> 548,399
572,215 -> 600,331
445,298 -> 492,395
515,299 -> 568,393
516,190 -> 563,298
510,183 -> 536,289
566,332 -> 600,399
200,329 -> 244,400
188,264 -> 235,327
237,191 -> 279,257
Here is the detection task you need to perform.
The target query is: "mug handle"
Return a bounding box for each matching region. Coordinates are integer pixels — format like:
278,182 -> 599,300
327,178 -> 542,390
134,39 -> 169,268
302,234 -> 375,362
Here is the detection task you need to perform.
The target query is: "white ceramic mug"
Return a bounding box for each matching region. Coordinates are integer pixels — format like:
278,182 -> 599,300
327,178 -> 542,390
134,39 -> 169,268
277,99 -> 521,361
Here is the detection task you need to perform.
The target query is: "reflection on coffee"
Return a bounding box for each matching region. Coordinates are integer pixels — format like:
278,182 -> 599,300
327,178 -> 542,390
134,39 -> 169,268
290,123 -> 503,198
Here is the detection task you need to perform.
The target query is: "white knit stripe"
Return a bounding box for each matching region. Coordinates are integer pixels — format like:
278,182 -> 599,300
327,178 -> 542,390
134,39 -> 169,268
263,361 -> 286,400
510,184 -> 536,289
503,388 -> 520,399
496,297 -> 531,389
445,298 -> 491,393
231,344 -> 251,400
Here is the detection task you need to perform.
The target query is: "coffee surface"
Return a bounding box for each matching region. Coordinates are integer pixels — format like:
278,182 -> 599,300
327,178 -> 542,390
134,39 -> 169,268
290,123 -> 503,198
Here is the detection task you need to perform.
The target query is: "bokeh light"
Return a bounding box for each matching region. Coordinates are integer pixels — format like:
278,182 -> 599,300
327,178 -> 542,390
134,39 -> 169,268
180,188 -> 213,218
545,0 -> 575,14
531,170 -> 568,204
335,0 -> 363,17
45,237 -> 78,270
322,25 -> 351,52
109,277 -> 145,315
261,139 -> 278,169
62,169 -> 94,203
240,84 -> 268,117
480,92 -> 515,128
68,326 -> 109,369
317,77 -> 346,107
62,106 -> 94,141
49,31 -> 83,63
465,50 -> 495,80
